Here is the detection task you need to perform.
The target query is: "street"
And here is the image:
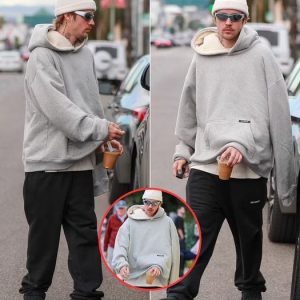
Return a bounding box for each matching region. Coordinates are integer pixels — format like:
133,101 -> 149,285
0,73 -> 149,300
150,46 -> 295,300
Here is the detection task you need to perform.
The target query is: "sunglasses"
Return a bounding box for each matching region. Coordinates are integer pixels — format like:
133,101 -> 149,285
215,13 -> 245,22
74,10 -> 95,22
143,200 -> 160,207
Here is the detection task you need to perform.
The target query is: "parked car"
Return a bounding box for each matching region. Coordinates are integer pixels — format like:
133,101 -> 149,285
154,38 -> 173,48
0,50 -> 24,73
247,23 -> 294,77
291,214 -> 300,299
267,59 -> 300,244
285,59 -> 300,299
87,40 -> 128,86
100,55 -> 150,203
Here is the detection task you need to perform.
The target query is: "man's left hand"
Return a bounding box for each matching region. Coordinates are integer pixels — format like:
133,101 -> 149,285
220,147 -> 243,167
148,266 -> 161,277
99,140 -> 124,154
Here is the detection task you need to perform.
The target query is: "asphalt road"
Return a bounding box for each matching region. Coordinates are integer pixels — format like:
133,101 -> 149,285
0,72 -> 149,300
150,46 -> 295,300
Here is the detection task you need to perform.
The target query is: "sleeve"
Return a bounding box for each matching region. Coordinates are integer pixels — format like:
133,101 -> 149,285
169,219 -> 180,284
111,220 -> 130,273
103,217 -> 112,252
173,54 -> 197,162
29,51 -> 109,143
266,61 -> 297,207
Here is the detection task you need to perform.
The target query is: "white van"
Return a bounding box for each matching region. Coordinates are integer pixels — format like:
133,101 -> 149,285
247,23 -> 294,77
86,40 -> 128,85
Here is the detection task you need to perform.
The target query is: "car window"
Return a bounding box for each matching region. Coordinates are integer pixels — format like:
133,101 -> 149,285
95,46 -> 117,58
144,65 -> 150,89
256,30 -> 278,46
120,59 -> 147,93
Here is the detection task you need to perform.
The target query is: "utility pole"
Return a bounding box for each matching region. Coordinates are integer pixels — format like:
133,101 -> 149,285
109,0 -> 116,40
288,0 -> 298,59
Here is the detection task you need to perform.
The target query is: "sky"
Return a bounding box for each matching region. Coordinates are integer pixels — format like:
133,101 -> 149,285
0,0 -> 54,6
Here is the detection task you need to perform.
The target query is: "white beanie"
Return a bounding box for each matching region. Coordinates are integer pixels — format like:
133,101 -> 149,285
212,0 -> 249,16
142,189 -> 163,202
55,0 -> 96,17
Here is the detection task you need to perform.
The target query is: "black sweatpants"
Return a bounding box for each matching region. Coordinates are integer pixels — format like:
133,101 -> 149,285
167,169 -> 267,300
19,171 -> 103,300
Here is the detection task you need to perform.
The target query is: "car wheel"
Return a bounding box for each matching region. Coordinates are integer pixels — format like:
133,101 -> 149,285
291,224 -> 300,300
267,176 -> 297,243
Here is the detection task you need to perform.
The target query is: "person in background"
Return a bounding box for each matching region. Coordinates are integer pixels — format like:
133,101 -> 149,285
103,200 -> 128,267
19,0 -> 124,299
163,0 -> 296,299
112,189 -> 180,288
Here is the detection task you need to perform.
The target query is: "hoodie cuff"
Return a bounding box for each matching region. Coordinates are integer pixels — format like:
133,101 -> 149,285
116,262 -> 129,274
94,118 -> 109,141
173,142 -> 194,162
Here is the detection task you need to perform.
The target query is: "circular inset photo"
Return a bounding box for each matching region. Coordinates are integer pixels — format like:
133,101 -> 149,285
98,187 -> 201,291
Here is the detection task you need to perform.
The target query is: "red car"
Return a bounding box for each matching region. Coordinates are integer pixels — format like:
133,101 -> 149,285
154,38 -> 173,48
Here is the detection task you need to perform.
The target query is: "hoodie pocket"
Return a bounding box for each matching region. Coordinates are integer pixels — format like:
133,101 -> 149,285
204,119 -> 256,158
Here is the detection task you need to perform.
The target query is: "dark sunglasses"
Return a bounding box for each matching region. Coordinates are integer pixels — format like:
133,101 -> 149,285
215,13 -> 245,22
143,200 -> 160,207
74,10 -> 95,22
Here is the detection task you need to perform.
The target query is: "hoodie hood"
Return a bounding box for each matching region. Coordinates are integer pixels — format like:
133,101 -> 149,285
28,24 -> 87,53
191,25 -> 259,56
127,205 -> 166,220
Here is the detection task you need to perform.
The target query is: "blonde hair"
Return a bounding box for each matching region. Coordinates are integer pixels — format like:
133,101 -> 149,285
53,15 -> 65,30
53,13 -> 77,30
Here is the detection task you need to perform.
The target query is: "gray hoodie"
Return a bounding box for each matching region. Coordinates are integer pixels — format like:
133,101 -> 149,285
174,26 -> 297,207
112,205 -> 180,287
23,24 -> 109,172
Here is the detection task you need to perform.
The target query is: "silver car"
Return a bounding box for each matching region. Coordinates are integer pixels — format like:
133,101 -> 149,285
267,59 -> 300,244
0,50 -> 24,73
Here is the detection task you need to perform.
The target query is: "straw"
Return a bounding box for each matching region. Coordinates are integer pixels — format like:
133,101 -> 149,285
107,141 -> 114,152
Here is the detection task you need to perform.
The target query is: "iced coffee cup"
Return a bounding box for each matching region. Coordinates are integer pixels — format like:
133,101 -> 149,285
146,270 -> 156,284
217,156 -> 233,180
102,151 -> 121,169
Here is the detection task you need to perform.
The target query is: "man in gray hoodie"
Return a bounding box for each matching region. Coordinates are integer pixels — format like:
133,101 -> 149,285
19,0 -> 124,299
112,189 -> 180,288
162,0 -> 297,300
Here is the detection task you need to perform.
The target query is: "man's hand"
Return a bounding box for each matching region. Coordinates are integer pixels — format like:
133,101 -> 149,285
173,159 -> 189,178
108,122 -> 125,140
220,147 -> 243,167
119,266 -> 129,279
100,140 -> 124,154
103,251 -> 107,259
148,266 -> 161,277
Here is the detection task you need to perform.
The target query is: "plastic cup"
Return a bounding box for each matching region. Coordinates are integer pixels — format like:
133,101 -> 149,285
102,151 -> 121,169
146,271 -> 156,284
217,156 -> 233,180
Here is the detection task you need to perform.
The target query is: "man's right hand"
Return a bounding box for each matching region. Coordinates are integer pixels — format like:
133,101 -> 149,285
108,122 -> 125,140
173,159 -> 188,178
119,266 -> 129,279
